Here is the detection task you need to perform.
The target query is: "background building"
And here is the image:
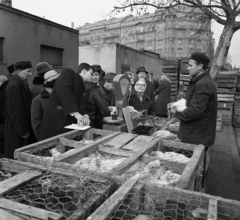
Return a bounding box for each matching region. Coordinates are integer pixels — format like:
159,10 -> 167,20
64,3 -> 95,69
79,43 -> 164,79
79,7 -> 214,61
0,2 -> 79,85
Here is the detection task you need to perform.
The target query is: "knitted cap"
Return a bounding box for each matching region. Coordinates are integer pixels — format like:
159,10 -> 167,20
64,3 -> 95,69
190,52 -> 210,66
44,70 -> 60,83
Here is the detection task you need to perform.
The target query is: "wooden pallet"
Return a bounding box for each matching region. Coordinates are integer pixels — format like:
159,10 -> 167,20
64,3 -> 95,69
0,158 -> 116,220
87,176 -> 240,220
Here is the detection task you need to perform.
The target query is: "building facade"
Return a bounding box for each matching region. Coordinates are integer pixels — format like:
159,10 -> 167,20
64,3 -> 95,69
0,3 -> 79,85
79,7 -> 214,61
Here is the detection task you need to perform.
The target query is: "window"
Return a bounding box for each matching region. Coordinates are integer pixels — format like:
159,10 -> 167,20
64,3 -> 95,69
178,39 -> 183,45
157,40 -> 163,47
157,31 -> 163,38
147,41 -> 153,48
178,30 -> 183,35
146,32 -> 153,39
41,45 -> 63,66
0,37 -> 3,62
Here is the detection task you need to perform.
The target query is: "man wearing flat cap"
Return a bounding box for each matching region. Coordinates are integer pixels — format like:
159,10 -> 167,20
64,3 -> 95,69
136,66 -> 155,102
5,61 -> 36,158
173,52 -> 217,187
87,72 -> 117,129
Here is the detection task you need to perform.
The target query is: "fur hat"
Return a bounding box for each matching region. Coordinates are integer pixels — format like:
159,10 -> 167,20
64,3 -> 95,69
104,72 -> 117,82
190,52 -> 210,66
136,66 -> 148,74
14,61 -> 32,71
36,62 -> 52,76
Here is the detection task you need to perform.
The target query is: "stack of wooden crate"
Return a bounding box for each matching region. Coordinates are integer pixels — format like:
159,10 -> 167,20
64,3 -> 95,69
179,74 -> 191,98
162,65 -> 179,102
217,71 -> 238,126
233,72 -> 240,127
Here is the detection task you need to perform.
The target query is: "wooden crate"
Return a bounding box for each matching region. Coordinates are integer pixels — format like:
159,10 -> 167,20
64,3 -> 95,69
104,135 -> 205,191
15,128 -> 120,177
0,158 -> 117,220
87,176 -> 240,220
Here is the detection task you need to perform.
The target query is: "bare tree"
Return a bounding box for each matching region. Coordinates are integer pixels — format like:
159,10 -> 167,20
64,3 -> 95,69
113,0 -> 240,79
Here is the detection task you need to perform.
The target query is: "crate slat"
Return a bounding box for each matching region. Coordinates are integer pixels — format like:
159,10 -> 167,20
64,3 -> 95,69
0,209 -> 24,220
0,170 -> 42,196
122,136 -> 154,151
86,175 -> 139,220
103,133 -> 137,149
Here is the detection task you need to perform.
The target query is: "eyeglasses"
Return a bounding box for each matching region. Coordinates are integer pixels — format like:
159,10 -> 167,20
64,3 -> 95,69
136,84 -> 146,87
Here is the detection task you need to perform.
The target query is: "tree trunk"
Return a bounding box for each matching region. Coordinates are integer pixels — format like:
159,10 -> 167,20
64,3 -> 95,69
210,22 -> 235,80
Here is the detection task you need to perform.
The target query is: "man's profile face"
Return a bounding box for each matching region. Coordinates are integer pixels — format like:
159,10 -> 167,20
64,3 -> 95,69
18,68 -> 32,81
84,69 -> 93,83
187,59 -> 202,78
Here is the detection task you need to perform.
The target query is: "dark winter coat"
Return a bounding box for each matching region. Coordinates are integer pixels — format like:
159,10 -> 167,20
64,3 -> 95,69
0,80 -> 8,151
87,86 -> 114,129
85,83 -> 100,96
0,80 -> 8,126
155,82 -> 171,117
31,89 -> 50,140
145,79 -> 155,102
40,69 -> 88,140
129,90 -> 155,116
4,75 -> 36,159
30,76 -> 44,98
176,71 -> 217,146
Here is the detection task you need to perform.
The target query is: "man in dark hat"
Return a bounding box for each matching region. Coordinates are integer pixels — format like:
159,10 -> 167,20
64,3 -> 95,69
87,72 -> 117,129
5,61 -> 37,158
173,52 -> 217,187
136,66 -> 155,102
31,62 -> 52,98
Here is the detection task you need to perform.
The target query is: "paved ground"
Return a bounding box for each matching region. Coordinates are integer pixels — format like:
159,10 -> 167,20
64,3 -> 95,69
205,125 -> 240,201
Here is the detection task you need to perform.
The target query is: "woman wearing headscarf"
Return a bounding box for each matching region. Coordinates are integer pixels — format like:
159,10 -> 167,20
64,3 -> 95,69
129,78 -> 155,116
31,70 -> 60,140
155,75 -> 171,117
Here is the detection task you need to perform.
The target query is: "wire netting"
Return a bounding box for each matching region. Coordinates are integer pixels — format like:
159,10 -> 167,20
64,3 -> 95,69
0,169 -> 17,181
4,171 -> 116,220
102,182 -> 240,220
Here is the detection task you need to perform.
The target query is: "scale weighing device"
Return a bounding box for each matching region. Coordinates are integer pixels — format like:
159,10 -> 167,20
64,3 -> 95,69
103,74 -> 134,133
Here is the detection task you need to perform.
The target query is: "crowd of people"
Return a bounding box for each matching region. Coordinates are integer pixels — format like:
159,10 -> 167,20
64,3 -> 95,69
0,52 -> 217,163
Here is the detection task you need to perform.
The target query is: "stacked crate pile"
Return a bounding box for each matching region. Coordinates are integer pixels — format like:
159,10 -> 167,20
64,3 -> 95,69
233,71 -> 240,127
217,71 -> 238,126
162,62 -> 179,102
178,74 -> 191,98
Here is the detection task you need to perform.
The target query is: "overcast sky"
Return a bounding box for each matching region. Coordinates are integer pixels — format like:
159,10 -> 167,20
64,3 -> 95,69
12,0 -> 240,67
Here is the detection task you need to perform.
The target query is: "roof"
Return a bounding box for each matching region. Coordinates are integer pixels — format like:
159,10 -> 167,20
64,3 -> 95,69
0,4 -> 78,33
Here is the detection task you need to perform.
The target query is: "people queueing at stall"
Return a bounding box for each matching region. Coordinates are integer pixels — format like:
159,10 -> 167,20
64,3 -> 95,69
0,52 -> 216,159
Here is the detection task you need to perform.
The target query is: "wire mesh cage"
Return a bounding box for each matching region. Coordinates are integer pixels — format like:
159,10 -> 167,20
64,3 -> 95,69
14,129 -> 119,175
0,158 -> 117,220
115,139 -> 204,191
87,175 -> 240,220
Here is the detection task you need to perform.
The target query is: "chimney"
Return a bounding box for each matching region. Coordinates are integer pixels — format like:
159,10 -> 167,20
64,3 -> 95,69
71,22 -> 74,29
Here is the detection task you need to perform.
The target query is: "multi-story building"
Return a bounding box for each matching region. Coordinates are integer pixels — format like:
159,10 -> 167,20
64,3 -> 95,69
78,6 -> 214,61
